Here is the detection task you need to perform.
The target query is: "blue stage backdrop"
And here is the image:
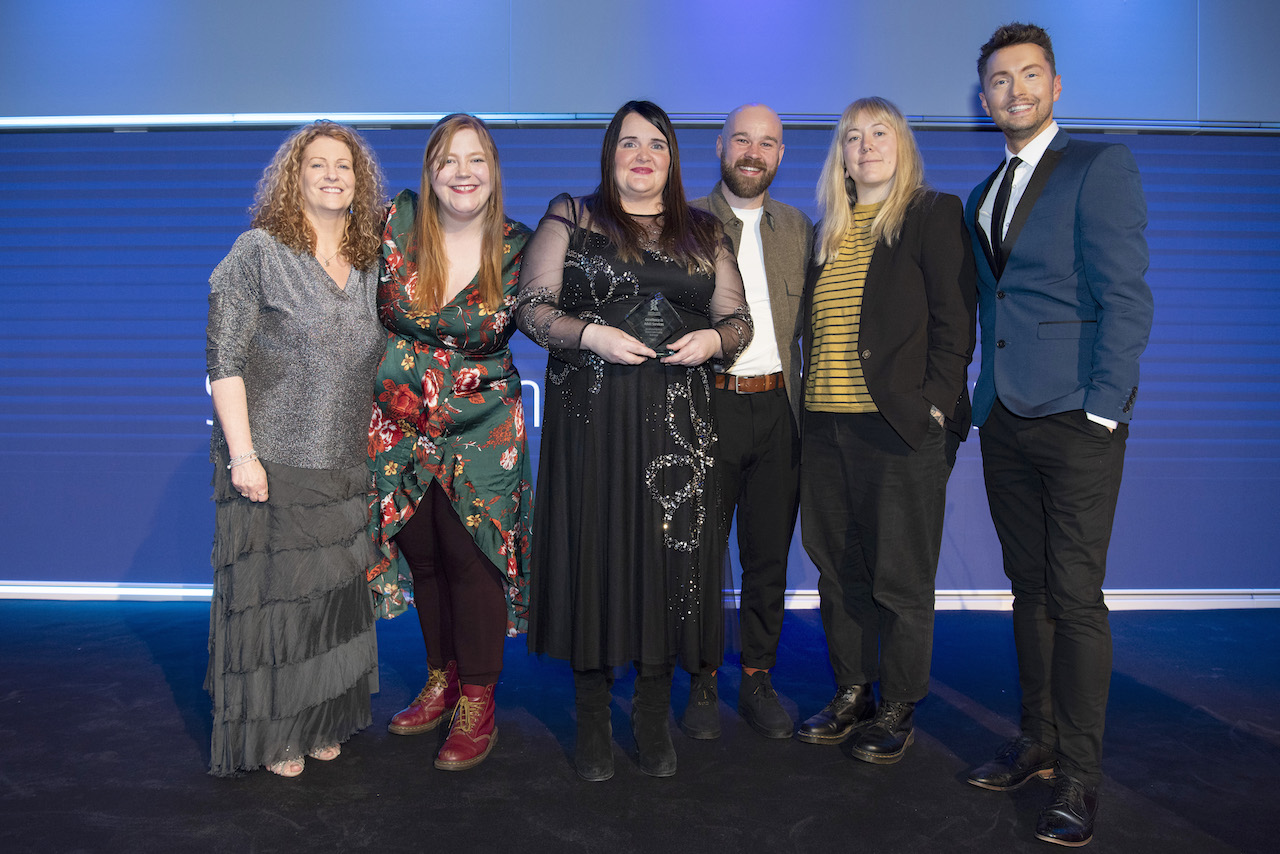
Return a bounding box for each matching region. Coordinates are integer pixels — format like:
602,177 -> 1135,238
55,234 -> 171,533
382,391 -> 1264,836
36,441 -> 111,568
1,125 -> 1277,592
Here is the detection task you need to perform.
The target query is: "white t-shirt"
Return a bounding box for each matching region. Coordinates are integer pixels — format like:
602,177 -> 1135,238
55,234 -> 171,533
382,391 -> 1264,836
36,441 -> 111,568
726,205 -> 783,377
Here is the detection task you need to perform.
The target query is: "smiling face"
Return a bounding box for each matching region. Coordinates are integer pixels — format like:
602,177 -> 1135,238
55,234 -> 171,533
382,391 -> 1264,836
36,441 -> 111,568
716,104 -> 784,205
842,111 -> 898,204
979,42 -> 1062,151
612,111 -> 671,213
428,127 -> 493,225
299,135 -> 355,221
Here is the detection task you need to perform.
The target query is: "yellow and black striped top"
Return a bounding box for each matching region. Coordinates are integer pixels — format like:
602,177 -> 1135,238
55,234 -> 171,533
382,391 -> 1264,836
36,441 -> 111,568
805,202 -> 882,413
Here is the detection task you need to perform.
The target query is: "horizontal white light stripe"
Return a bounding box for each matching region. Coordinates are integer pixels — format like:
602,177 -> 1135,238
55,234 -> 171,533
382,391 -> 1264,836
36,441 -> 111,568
3,582 -> 1276,610
1,113 -> 1277,133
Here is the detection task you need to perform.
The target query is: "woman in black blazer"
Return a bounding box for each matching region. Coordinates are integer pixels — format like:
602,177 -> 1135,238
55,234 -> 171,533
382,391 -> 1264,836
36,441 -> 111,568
795,97 -> 976,764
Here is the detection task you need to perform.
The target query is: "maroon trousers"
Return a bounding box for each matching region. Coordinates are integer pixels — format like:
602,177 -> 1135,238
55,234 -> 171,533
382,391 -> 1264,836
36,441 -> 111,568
392,482 -> 507,686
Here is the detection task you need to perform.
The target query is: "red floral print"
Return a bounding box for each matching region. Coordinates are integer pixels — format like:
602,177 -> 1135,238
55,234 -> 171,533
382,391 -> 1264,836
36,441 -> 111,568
366,189 -> 534,631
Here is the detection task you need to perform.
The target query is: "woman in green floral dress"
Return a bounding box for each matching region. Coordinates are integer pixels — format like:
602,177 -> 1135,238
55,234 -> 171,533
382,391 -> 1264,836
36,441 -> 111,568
367,115 -> 532,771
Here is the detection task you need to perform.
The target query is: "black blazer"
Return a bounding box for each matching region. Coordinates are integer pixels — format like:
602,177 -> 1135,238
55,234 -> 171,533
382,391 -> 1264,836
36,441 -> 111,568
801,190 -> 977,450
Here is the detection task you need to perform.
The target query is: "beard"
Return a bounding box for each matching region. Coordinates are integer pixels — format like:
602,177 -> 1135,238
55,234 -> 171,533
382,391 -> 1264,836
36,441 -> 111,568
720,155 -> 777,200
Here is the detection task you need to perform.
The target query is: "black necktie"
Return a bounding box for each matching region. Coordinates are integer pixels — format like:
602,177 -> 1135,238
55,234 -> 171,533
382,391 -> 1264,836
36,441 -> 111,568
990,156 -> 1022,275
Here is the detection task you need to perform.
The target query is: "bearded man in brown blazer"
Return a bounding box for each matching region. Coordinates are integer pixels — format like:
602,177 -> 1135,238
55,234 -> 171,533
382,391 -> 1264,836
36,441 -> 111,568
683,103 -> 813,741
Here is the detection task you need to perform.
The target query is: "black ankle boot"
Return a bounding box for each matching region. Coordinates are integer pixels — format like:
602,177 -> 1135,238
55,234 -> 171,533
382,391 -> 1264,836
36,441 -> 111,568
797,683 -> 876,744
850,700 -> 915,764
573,669 -> 614,782
631,666 -> 676,777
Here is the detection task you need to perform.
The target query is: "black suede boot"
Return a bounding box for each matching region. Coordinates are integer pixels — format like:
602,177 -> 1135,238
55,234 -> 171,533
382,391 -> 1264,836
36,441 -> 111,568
573,669 -> 614,782
631,663 -> 676,777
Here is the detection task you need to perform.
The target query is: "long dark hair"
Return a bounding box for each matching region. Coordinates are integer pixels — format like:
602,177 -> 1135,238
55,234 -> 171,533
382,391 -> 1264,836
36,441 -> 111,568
584,100 -> 719,273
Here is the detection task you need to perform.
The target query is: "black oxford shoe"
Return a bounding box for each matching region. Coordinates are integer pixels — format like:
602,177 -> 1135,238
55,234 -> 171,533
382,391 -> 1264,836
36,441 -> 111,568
797,684 -> 875,744
1035,773 -> 1098,847
849,701 -> 914,764
967,735 -> 1056,791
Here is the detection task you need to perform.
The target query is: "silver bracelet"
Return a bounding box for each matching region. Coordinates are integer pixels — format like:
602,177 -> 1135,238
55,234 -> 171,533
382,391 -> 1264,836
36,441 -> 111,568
227,450 -> 259,469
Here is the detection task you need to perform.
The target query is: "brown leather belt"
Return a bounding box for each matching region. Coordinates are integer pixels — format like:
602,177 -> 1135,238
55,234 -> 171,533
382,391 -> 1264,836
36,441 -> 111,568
713,371 -> 785,394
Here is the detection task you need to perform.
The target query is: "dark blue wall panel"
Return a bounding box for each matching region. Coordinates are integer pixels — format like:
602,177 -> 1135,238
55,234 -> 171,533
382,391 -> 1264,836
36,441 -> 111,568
2,126 -> 1277,590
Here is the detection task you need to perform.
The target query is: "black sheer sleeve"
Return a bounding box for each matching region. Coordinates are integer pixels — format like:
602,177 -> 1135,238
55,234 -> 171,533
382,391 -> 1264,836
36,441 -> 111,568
517,196 -> 753,364
515,194 -> 592,354
708,232 -> 753,363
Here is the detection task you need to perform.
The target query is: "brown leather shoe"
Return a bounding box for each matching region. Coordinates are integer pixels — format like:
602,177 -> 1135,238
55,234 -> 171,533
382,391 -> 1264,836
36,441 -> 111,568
388,661 -> 460,735
967,735 -> 1056,791
434,683 -> 498,771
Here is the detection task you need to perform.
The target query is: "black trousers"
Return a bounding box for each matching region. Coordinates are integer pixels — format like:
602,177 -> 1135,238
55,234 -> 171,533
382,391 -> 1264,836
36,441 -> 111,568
800,410 -> 956,703
980,400 -> 1128,787
711,386 -> 800,671
392,481 -> 507,686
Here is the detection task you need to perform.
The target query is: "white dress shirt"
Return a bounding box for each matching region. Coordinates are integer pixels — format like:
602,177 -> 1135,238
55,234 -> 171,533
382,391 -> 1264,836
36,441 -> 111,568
978,120 -> 1059,245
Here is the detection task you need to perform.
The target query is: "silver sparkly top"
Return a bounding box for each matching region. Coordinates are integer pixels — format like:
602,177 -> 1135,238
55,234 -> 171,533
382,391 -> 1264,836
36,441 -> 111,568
206,229 -> 385,469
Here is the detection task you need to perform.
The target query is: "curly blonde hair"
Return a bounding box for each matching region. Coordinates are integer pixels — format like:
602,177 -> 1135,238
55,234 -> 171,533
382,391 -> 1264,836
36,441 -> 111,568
250,121 -> 387,272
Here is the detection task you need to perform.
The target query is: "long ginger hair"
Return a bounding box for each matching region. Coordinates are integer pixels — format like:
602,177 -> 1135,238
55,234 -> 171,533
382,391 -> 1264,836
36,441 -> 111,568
410,114 -> 507,313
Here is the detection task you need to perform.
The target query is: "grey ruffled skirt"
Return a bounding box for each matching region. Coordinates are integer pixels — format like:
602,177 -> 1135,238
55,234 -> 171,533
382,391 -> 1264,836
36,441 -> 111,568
206,452 -> 379,777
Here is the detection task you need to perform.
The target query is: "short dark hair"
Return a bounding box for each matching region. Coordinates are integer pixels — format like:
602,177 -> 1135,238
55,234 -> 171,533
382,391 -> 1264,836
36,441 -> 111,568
977,22 -> 1056,83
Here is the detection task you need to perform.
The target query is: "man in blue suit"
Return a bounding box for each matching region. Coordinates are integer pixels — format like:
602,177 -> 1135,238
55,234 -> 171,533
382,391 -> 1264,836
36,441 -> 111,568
963,22 -> 1154,848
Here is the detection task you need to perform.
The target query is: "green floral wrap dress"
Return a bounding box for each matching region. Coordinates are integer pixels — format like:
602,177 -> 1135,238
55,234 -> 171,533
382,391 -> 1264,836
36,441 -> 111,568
367,189 -> 533,634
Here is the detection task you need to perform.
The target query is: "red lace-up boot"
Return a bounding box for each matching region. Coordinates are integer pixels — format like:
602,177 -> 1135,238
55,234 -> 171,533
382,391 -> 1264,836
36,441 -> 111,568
387,661 -> 460,735
434,683 -> 497,771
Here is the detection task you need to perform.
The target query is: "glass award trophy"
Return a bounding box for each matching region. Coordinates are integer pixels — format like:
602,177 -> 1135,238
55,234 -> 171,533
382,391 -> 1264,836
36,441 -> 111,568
623,293 -> 684,357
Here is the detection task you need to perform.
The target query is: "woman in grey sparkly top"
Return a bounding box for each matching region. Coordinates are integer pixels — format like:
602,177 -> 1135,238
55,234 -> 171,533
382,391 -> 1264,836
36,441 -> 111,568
204,121 -> 387,778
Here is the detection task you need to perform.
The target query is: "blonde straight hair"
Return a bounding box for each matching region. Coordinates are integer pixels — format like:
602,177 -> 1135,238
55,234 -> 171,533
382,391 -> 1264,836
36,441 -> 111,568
411,114 -> 506,313
815,97 -> 926,265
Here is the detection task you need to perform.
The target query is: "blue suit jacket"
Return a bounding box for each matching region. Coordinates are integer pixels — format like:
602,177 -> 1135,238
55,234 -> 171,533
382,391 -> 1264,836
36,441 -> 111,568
965,129 -> 1154,426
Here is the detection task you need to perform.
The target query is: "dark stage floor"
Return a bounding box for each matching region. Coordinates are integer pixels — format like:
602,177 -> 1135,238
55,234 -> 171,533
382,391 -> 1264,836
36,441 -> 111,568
1,601 -> 1277,853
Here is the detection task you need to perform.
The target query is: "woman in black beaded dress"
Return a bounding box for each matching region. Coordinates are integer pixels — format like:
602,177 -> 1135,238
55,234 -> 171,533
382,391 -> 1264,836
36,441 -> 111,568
515,101 -> 752,781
